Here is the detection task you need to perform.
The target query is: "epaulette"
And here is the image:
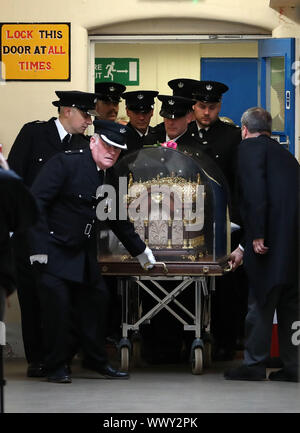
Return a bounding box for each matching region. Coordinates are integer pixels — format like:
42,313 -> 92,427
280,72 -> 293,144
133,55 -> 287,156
64,149 -> 84,155
29,120 -> 47,124
220,119 -> 240,129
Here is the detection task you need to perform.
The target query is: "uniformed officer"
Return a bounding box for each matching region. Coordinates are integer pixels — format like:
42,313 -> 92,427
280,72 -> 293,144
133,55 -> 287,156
29,119 -> 156,383
189,81 -> 247,361
146,94 -> 195,147
95,82 -> 126,122
121,90 -> 159,152
189,81 -> 241,211
7,90 -> 97,377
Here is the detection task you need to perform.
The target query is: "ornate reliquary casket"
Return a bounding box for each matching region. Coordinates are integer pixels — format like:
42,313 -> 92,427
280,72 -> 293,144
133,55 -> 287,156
98,147 -> 231,276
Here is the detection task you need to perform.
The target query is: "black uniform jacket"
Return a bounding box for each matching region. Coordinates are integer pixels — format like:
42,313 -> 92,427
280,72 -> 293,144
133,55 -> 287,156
125,122 -> 157,153
7,117 -> 89,187
0,168 -> 38,295
238,135 -> 299,305
29,148 -> 146,284
188,118 -> 241,222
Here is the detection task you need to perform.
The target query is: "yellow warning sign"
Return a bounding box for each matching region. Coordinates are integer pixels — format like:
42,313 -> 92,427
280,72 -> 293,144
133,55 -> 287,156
0,23 -> 70,80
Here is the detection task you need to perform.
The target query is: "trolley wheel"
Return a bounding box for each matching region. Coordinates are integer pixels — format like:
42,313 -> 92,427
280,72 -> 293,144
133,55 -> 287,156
203,341 -> 212,368
132,339 -> 142,367
191,347 -> 203,375
120,346 -> 130,372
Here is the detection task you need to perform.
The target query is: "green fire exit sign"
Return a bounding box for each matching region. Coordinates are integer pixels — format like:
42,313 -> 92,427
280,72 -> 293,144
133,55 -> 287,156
95,58 -> 139,86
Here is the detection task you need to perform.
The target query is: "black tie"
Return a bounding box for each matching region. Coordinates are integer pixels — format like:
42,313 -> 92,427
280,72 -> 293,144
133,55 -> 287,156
62,134 -> 71,149
199,128 -> 207,139
98,169 -> 104,185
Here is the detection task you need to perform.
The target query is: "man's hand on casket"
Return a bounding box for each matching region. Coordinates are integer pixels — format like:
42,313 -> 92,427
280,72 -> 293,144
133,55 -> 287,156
29,254 -> 48,265
137,247 -> 156,270
228,246 -> 244,271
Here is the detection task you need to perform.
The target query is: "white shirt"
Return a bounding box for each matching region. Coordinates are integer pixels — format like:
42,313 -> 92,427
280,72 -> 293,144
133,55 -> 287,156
196,122 -> 209,138
135,127 -> 149,137
165,129 -> 187,142
55,118 -> 72,142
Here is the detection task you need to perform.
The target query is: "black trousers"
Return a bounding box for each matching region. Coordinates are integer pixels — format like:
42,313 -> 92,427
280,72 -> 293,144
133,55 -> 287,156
38,271 -> 110,372
11,234 -> 44,364
244,282 -> 299,371
15,257 -> 44,364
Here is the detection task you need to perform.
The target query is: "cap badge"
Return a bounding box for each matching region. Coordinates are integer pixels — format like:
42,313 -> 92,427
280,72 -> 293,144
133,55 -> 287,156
109,86 -> 115,92
168,99 -> 175,105
120,128 -> 126,134
178,82 -> 184,88
206,84 -> 213,91
137,94 -> 144,100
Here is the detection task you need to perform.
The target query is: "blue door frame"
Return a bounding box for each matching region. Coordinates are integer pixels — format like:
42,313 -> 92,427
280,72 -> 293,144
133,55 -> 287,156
259,38 -> 295,154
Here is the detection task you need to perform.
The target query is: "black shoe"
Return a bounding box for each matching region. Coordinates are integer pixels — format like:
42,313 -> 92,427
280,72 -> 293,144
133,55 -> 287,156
82,362 -> 129,379
27,363 -> 46,378
47,366 -> 72,383
269,368 -> 299,383
224,364 -> 266,381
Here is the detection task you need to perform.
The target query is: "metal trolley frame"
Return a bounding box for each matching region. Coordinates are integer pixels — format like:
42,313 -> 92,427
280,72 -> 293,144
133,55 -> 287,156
99,260 -> 230,375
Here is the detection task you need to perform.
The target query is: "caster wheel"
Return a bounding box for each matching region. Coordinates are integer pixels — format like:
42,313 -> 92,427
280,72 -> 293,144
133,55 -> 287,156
191,347 -> 203,375
120,346 -> 129,372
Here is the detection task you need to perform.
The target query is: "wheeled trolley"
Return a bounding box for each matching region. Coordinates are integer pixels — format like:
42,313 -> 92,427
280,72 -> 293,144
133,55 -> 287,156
99,260 -> 230,374
119,275 -> 212,374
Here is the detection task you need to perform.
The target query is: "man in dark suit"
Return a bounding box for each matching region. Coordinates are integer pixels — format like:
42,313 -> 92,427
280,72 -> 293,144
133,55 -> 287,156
94,82 -> 126,122
29,120 -> 156,383
225,107 -> 299,382
7,90 -> 97,377
189,81 -> 246,361
121,90 -> 159,153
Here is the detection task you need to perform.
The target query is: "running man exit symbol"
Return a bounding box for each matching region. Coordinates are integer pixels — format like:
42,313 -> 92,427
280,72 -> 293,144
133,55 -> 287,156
95,58 -> 139,86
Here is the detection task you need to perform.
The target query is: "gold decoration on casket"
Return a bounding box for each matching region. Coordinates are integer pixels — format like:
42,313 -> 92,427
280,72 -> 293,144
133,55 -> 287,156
125,173 -> 205,255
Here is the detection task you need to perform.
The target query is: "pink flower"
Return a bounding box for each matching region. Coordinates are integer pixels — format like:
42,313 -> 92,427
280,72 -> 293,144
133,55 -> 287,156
161,140 -> 177,149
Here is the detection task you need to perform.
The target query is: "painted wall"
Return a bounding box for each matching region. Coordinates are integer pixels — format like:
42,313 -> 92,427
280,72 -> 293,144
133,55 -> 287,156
95,42 -> 258,125
0,0 -> 296,156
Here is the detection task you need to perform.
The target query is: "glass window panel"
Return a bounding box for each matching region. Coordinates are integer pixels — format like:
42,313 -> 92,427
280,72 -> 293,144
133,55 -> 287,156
269,57 -> 285,132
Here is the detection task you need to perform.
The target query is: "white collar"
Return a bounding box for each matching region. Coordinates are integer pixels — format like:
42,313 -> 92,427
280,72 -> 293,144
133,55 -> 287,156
135,127 -> 149,137
166,129 -> 186,142
196,122 -> 209,132
55,118 -> 72,141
